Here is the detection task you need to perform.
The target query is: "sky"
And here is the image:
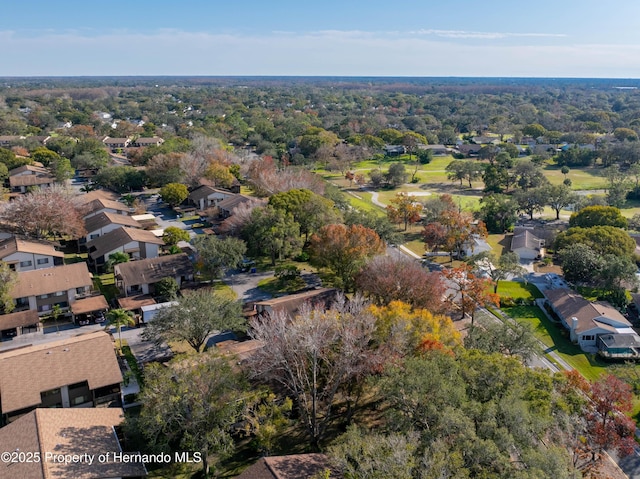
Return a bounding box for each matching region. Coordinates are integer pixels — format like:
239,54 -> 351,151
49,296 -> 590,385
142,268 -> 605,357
2,0 -> 640,78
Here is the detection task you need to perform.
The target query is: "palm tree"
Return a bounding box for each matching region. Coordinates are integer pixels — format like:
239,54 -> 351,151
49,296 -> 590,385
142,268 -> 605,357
105,252 -> 129,273
105,309 -> 135,353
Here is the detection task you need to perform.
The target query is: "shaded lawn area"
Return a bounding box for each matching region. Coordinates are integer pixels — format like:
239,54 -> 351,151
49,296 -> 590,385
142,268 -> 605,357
496,281 -> 543,300
64,252 -> 88,264
486,234 -> 510,257
504,305 -> 608,381
93,273 -> 119,302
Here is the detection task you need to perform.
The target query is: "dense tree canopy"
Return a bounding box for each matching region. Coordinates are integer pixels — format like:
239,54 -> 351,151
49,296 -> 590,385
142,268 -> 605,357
555,225 -> 636,258
310,224 -> 385,291
569,205 -> 628,228
142,288 -> 244,353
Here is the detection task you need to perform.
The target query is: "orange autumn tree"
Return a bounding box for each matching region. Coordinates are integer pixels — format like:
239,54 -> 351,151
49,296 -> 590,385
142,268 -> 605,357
386,192 -> 423,231
369,301 -> 461,356
422,210 -> 487,261
442,264 -> 499,323
310,224 -> 385,291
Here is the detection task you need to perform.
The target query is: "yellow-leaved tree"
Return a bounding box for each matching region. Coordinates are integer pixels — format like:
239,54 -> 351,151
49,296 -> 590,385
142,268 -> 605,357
369,301 -> 461,356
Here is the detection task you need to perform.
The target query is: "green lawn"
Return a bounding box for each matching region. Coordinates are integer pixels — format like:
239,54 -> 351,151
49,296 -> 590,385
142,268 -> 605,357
344,190 -> 384,214
543,164 -> 608,190
486,234 -> 510,257
351,155 -> 455,184
94,273 -> 120,302
496,281 -> 543,300
257,276 -> 308,294
64,252 -> 88,264
504,305 -> 608,381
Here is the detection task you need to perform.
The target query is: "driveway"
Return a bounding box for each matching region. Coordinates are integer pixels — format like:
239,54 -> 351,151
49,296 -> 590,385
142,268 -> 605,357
224,270 -> 323,303
225,271 -> 275,303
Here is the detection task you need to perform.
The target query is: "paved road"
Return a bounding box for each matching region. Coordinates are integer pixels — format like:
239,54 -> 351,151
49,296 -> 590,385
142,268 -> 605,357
224,270 -> 322,303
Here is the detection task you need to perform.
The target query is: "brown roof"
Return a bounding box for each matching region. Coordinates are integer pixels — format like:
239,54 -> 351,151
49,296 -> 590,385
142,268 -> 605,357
84,198 -> 132,216
10,263 -> 93,299
76,189 -> 120,205
188,185 -> 234,203
0,237 -> 64,260
0,331 -> 122,414
9,174 -> 55,187
0,135 -> 23,143
8,165 -> 50,176
87,227 -> 164,260
511,229 -> 544,251
236,454 -> 338,479
133,136 -> 163,145
0,406 -> 42,478
84,211 -> 142,233
114,253 -> 193,287
102,137 -> 130,145
0,408 -> 147,479
0,310 -> 39,331
70,295 -> 109,315
254,288 -> 338,318
544,288 -> 631,334
217,194 -> 251,212
117,295 -> 156,311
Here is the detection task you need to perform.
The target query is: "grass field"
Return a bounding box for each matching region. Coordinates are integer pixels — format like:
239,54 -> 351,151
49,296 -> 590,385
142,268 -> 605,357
486,234 -> 509,256
504,305 -> 607,381
495,281 -> 543,299
543,164 -> 608,190
344,190 -> 384,214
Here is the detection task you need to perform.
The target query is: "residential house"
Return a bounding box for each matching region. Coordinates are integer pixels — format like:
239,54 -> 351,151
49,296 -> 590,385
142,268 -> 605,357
0,135 -> 24,148
472,136 -> 500,145
130,136 -> 164,148
0,236 -> 64,271
102,137 -> 131,152
86,227 -> 164,267
216,194 -> 255,219
418,144 -> 451,155
198,176 -> 242,194
459,235 -> 492,258
236,454 -> 340,479
82,198 -> 133,219
383,145 -> 406,156
531,144 -> 559,156
7,165 -> 56,193
543,288 -> 640,354
188,185 -> 236,211
252,288 -> 338,318
0,408 -> 147,478
82,211 -> 143,245
456,144 -> 482,157
0,331 -> 123,423
511,229 -> 545,260
114,254 -> 194,296
9,262 -> 101,317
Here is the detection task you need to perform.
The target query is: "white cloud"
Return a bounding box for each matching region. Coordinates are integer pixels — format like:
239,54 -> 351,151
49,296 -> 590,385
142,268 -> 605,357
407,29 -> 568,39
0,29 -> 639,78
